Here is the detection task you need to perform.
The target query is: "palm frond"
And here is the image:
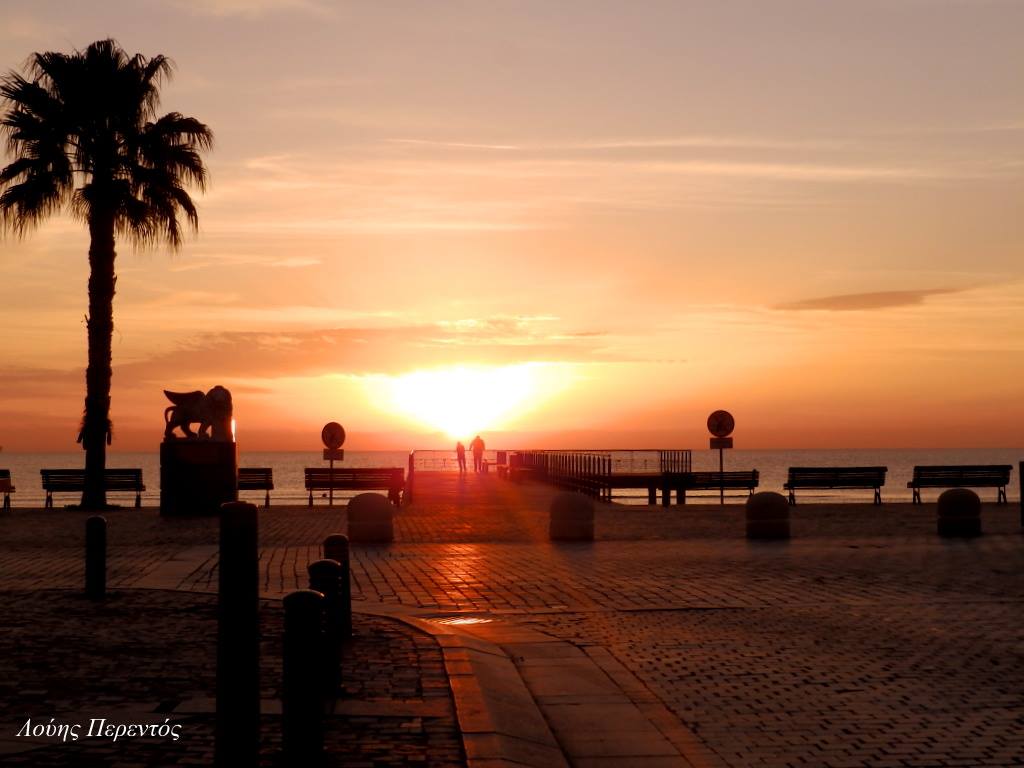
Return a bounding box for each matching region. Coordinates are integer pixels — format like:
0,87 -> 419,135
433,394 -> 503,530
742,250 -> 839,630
1,38 -> 211,247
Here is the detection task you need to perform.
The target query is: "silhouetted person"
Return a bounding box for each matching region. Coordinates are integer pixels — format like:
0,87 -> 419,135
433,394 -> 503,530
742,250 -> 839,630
455,441 -> 467,474
470,435 -> 485,473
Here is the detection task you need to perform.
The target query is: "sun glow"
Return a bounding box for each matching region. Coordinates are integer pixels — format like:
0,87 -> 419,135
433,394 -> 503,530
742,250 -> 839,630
383,363 -> 554,439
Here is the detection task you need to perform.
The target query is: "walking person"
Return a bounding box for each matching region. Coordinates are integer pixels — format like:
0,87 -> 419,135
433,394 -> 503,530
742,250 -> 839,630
455,441 -> 467,474
469,435 -> 486,473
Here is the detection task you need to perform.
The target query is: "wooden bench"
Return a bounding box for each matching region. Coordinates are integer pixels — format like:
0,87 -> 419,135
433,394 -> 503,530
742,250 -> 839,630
304,467 -> 404,506
238,467 -> 274,506
40,468 -> 145,508
784,466 -> 887,505
677,470 -> 759,503
908,465 -> 1013,504
0,470 -> 14,511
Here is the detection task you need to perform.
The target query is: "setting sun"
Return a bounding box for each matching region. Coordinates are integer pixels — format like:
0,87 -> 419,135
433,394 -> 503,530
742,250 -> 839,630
383,363 -> 556,439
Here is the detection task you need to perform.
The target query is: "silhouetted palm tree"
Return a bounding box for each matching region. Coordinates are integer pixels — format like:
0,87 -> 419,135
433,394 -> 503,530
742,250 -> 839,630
0,39 -> 212,509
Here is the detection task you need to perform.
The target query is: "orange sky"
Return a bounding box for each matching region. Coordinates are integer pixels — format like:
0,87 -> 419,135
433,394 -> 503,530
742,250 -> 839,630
1,1 -> 1022,451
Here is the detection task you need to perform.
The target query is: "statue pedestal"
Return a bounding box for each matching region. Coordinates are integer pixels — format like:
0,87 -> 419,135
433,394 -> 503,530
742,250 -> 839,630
161,441 -> 238,517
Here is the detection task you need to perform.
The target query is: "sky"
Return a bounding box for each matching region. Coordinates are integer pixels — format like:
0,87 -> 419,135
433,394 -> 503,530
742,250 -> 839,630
0,0 -> 1022,451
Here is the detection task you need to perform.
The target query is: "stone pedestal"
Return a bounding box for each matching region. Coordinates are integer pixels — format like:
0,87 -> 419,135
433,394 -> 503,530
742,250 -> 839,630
161,440 -> 238,517
549,492 -> 595,541
746,491 -> 790,540
347,493 -> 394,543
937,488 -> 982,538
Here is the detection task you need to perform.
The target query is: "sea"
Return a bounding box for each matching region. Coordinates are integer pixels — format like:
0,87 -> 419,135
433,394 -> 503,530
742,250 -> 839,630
2,448 -> 1020,507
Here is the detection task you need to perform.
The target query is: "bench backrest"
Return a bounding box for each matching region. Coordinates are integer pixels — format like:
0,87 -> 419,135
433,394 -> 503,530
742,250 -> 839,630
787,467 -> 887,486
911,465 -> 1012,484
41,468 -> 144,490
687,470 -> 759,487
238,467 -> 273,487
304,467 -> 403,487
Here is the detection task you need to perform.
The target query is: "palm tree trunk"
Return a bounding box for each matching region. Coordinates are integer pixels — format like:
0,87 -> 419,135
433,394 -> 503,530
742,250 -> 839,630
81,209 -> 117,510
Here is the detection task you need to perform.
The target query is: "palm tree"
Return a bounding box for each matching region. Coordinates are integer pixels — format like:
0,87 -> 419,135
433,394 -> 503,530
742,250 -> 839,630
0,39 -> 212,509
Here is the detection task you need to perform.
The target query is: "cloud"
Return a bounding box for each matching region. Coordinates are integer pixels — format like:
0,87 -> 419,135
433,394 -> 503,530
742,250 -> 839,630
169,0 -> 332,18
106,319 -> 626,384
775,288 -> 961,311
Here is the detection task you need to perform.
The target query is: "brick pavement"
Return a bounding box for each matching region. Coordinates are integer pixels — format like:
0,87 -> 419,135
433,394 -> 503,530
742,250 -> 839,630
1,472 -> 1022,766
0,590 -> 464,766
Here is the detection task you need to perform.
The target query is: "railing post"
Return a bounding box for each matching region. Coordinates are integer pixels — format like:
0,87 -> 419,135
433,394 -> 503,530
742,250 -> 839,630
283,589 -> 325,765
406,451 -> 415,504
85,515 -> 106,600
308,559 -> 343,693
216,502 -> 260,768
323,534 -> 352,639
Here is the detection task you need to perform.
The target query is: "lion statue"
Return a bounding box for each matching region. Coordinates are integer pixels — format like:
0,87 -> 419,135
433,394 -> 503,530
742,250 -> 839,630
163,386 -> 233,441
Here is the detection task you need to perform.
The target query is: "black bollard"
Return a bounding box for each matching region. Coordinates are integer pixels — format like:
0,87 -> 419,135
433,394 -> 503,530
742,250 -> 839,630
215,502 -> 260,768
308,559 -> 343,693
283,589 -> 325,765
85,515 -> 106,600
323,534 -> 352,639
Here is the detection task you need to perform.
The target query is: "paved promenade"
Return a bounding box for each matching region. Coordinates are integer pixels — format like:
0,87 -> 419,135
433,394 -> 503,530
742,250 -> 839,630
1,473 -> 1022,766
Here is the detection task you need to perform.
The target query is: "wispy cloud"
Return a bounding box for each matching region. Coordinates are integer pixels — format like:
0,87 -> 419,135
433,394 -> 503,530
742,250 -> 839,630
388,139 -> 522,151
775,288 -> 962,311
169,0 -> 333,18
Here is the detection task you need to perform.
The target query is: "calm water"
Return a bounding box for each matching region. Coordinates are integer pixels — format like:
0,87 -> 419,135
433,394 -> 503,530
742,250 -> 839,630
2,448 -> 1020,506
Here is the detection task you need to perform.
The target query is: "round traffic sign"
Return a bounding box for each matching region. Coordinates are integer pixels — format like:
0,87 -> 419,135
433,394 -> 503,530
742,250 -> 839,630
707,410 -> 735,438
321,422 -> 346,449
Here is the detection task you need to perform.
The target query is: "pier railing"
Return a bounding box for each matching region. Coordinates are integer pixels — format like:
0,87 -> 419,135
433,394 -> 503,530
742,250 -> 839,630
514,450 -> 612,499
659,450 -> 692,473
511,449 -> 693,503
404,447 -> 694,504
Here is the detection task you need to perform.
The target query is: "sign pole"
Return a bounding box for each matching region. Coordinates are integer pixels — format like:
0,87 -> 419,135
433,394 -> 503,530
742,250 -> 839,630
320,422 -> 346,509
719,446 -> 724,506
707,410 -> 735,508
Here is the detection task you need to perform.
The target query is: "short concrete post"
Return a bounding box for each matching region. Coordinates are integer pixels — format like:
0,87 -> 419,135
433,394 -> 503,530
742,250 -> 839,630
323,534 -> 352,639
550,492 -> 594,541
746,492 -> 790,540
937,488 -> 982,538
85,515 -> 106,600
308,559 -> 343,693
283,589 -> 325,765
215,502 -> 260,768
347,492 -> 394,543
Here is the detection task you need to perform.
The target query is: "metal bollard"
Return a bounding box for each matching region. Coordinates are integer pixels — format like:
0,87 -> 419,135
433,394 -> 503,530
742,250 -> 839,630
323,534 -> 352,639
308,559 -> 343,693
215,502 -> 260,768
85,515 -> 106,600
283,589 -> 325,765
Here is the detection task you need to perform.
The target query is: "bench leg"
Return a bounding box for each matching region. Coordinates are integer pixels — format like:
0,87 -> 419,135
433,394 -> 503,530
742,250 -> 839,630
998,487 -> 1006,505
662,485 -> 670,507
874,488 -> 881,506
2,494 -> 8,511
135,492 -> 142,509
678,488 -> 686,505
788,489 -> 796,506
45,492 -> 53,509
647,487 -> 656,505
912,487 -> 921,505
308,490 -> 313,507
265,490 -> 271,507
